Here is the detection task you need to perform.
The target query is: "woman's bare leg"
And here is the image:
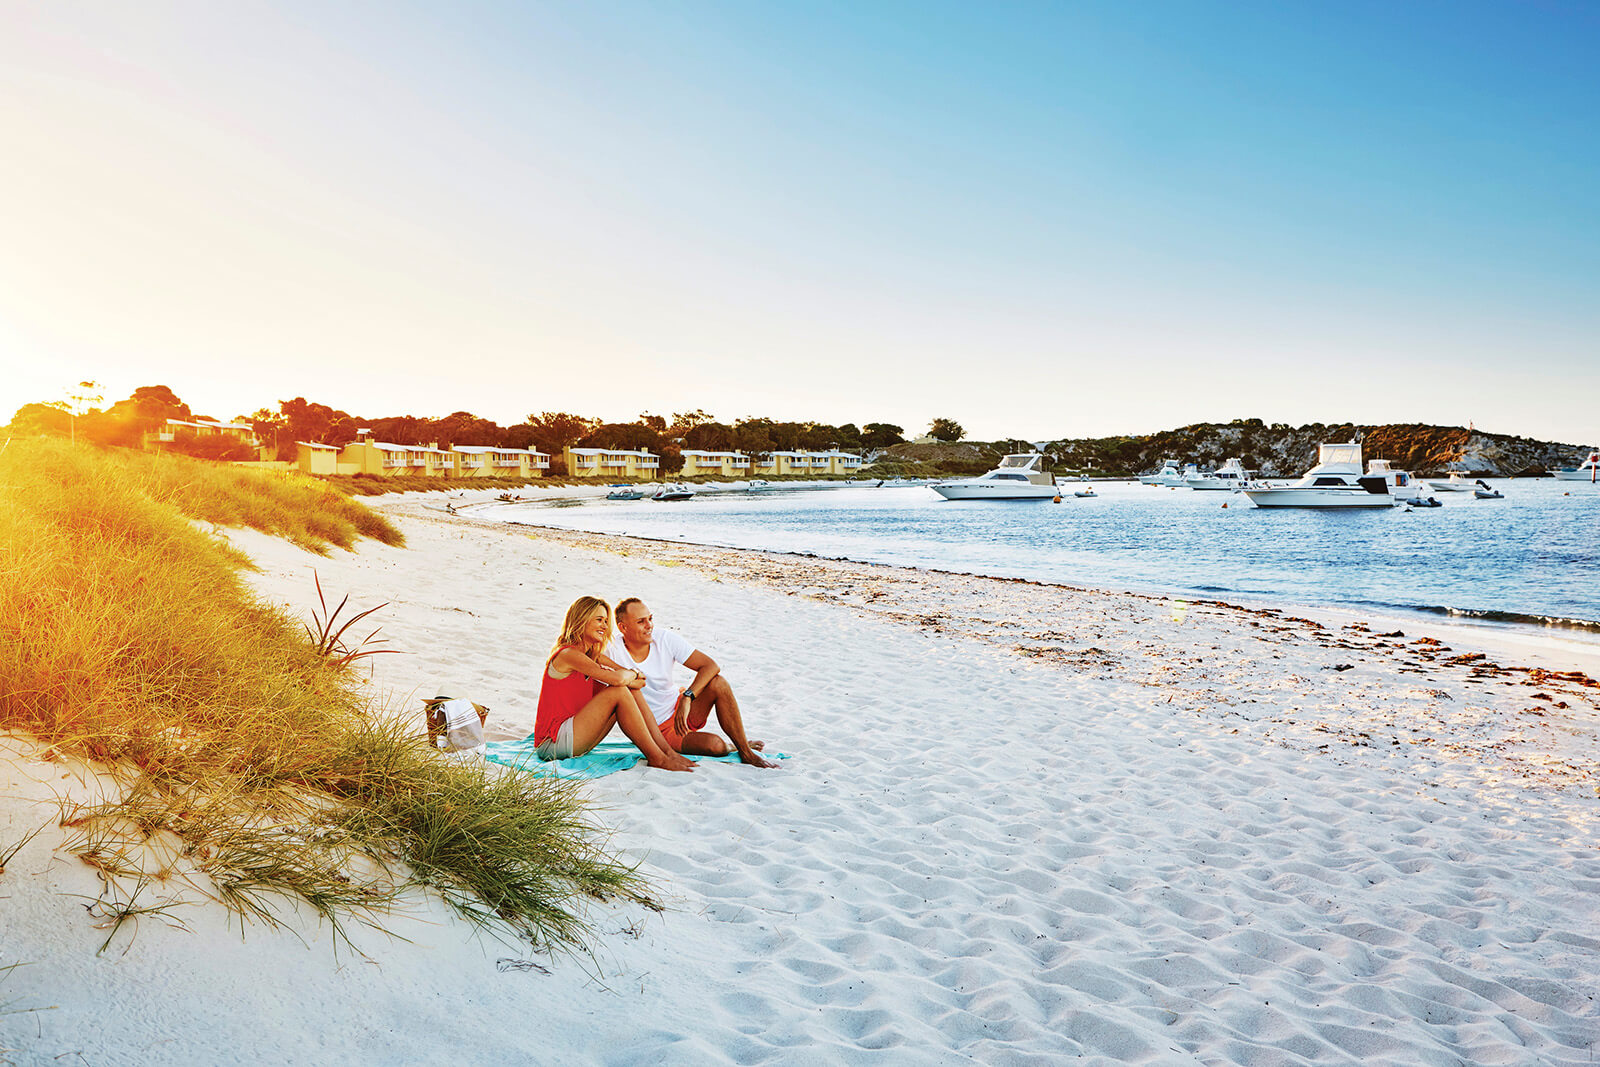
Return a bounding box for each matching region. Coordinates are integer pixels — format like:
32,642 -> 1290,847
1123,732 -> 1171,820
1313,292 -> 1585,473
630,689 -> 682,760
572,687 -> 693,771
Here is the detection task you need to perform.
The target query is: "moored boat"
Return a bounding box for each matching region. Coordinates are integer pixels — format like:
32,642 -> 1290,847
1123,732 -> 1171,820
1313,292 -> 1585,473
1551,450 -> 1599,482
1185,457 -> 1251,491
606,485 -> 646,500
1365,459 -> 1436,506
930,453 -> 1061,500
651,483 -> 696,501
1241,442 -> 1394,509
1139,459 -> 1185,487
1427,467 -> 1474,492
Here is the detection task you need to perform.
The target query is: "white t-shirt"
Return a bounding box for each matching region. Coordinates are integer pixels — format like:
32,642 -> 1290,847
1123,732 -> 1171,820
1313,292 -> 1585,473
605,628 -> 696,721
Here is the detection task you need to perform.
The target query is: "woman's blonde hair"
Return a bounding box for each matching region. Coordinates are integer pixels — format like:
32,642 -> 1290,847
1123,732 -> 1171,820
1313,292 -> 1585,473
549,596 -> 611,666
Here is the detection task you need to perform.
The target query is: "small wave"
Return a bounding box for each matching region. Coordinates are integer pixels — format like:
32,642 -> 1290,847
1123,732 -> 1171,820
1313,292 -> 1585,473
1413,605 -> 1600,634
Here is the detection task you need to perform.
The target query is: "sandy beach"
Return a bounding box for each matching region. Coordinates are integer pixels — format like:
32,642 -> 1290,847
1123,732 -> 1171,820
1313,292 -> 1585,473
4,490 -> 1598,1064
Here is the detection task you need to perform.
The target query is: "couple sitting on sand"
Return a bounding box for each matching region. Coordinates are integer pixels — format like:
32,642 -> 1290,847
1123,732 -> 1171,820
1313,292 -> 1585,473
533,596 -> 777,771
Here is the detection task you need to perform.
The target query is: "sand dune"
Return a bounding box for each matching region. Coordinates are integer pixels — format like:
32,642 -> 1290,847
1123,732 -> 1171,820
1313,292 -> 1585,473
3,491 -> 1596,1064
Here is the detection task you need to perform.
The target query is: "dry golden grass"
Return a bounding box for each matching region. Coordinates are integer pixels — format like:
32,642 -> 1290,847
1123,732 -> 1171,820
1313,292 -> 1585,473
0,438 -> 646,950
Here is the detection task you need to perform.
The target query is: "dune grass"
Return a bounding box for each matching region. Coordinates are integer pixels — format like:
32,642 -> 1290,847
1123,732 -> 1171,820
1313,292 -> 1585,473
0,438 -> 647,950
329,473 -> 549,497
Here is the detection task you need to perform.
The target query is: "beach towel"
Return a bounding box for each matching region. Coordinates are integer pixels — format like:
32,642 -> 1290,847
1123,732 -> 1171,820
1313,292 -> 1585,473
484,739 -> 786,780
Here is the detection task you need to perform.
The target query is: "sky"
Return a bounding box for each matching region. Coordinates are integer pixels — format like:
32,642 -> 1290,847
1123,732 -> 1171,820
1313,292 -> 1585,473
1,1 -> 1595,443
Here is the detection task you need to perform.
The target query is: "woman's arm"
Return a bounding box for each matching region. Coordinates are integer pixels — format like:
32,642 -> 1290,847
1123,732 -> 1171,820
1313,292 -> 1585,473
554,646 -> 644,688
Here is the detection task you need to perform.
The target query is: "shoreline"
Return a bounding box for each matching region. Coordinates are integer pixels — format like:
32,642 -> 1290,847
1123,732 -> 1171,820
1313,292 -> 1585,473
474,482 -> 1600,657
5,492 -> 1598,1063
459,492 -> 1600,681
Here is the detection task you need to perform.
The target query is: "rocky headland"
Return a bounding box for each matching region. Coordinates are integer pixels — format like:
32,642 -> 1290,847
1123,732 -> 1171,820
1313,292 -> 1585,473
874,421 -> 1591,478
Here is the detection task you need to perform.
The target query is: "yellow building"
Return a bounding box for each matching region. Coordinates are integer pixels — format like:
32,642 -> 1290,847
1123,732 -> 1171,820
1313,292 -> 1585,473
450,446 -> 550,478
563,447 -> 661,480
296,441 -> 341,475
750,450 -> 863,476
815,449 -> 865,475
680,450 -> 751,478
296,437 -> 553,478
339,439 -> 453,476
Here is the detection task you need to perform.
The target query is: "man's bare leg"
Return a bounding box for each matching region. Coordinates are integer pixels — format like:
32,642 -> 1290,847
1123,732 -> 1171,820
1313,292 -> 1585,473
693,676 -> 776,768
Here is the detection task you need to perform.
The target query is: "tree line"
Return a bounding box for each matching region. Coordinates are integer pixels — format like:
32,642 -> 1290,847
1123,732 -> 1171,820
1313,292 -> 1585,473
7,384 -> 968,472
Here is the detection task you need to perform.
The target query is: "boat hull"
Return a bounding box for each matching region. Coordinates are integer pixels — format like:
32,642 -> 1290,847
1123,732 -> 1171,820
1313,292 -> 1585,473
1242,489 -> 1394,509
931,483 -> 1060,501
1552,470 -> 1598,481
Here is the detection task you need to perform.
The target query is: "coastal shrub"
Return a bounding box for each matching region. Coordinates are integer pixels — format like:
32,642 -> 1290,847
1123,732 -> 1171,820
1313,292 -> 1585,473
0,438 -> 646,950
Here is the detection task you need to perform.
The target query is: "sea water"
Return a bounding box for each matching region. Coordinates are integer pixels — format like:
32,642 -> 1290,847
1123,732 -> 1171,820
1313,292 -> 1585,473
504,479 -> 1600,647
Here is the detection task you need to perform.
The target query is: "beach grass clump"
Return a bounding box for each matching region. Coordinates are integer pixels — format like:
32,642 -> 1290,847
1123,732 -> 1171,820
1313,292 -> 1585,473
104,443 -> 405,553
328,473 -> 546,498
0,438 -> 646,950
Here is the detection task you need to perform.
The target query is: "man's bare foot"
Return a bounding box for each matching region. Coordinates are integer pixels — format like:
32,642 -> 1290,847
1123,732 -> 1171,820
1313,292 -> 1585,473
738,748 -> 778,769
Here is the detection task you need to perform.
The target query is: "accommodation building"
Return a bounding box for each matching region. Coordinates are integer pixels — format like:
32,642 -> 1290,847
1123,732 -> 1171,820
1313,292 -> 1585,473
449,446 -> 550,478
296,441 -> 341,475
680,450 -> 752,478
294,433 -> 548,478
815,449 -> 865,475
562,447 -> 660,480
750,450 -> 865,477
329,438 -> 455,476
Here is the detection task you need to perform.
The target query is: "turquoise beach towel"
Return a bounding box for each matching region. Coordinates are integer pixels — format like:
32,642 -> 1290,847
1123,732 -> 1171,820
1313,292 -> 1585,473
484,738 -> 786,780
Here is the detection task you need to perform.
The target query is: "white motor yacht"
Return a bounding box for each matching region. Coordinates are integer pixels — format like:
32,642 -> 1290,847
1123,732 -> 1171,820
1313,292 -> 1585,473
930,453 -> 1061,500
1185,457 -> 1251,490
1241,442 -> 1395,509
1427,467 -> 1473,492
1552,450 -> 1599,482
1139,459 -> 1185,486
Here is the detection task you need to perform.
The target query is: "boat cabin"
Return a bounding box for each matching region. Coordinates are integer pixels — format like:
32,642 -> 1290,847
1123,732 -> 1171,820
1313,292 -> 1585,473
992,453 -> 1056,486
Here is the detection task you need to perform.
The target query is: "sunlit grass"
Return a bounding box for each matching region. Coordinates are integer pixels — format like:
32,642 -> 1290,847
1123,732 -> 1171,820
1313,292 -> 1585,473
0,438 -> 648,951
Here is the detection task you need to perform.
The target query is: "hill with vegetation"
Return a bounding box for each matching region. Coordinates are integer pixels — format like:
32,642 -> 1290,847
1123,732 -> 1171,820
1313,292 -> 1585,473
871,422 -> 1591,479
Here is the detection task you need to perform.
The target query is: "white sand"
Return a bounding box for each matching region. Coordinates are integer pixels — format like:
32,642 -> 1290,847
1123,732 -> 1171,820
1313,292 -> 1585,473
3,491 -> 1598,1064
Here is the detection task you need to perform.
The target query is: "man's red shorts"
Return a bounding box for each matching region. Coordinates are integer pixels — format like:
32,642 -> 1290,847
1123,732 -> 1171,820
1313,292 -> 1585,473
656,689 -> 711,750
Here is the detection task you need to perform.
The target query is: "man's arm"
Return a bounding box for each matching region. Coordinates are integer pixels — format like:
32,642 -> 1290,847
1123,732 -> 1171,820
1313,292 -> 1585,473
681,649 -> 720,699
673,649 -> 721,737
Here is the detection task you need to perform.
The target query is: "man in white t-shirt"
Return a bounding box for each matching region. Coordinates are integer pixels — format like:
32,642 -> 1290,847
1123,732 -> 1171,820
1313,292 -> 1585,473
606,598 -> 776,768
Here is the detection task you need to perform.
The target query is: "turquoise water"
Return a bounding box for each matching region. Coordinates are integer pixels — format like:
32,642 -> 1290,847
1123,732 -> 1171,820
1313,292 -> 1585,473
503,478 -> 1600,643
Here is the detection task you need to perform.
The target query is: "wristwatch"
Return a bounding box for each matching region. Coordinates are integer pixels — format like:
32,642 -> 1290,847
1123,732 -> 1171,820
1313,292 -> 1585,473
682,689 -> 695,702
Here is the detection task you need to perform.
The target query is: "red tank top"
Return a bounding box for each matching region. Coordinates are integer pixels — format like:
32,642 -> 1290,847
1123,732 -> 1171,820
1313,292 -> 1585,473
534,645 -> 601,743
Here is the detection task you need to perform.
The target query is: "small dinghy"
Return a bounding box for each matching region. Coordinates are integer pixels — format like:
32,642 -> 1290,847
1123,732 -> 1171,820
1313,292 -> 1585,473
1474,480 -> 1503,500
1073,488 -> 1097,498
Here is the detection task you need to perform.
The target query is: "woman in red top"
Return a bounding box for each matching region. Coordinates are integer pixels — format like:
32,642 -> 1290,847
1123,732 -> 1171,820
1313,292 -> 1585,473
534,596 -> 694,771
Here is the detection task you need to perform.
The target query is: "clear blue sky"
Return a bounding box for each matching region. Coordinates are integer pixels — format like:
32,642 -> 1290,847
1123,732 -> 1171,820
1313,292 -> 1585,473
1,1 -> 1595,442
